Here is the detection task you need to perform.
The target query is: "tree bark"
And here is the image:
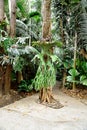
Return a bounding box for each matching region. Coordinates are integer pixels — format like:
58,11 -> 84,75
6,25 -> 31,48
9,0 -> 16,37
60,17 -> 64,43
73,31 -> 77,90
3,0 -> 16,94
0,0 -> 4,23
4,65 -> 12,94
17,72 -> 23,84
0,66 -> 4,97
42,0 -> 51,40
62,70 -> 67,89
39,87 -> 54,103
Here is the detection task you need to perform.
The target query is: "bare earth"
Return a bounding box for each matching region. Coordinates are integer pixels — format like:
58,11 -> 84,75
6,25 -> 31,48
0,83 -> 87,130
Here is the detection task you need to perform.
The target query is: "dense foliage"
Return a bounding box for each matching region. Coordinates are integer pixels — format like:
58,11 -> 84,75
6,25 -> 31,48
0,0 -> 87,94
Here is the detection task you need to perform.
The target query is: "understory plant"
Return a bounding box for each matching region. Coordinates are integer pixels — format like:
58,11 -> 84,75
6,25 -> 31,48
77,59 -> 87,86
67,58 -> 87,88
18,80 -> 33,92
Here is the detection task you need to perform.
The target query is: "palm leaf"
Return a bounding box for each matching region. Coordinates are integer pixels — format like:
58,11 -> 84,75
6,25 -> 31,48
17,0 -> 29,17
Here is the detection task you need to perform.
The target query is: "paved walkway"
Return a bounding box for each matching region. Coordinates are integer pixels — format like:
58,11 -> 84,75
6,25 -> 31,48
0,87 -> 87,130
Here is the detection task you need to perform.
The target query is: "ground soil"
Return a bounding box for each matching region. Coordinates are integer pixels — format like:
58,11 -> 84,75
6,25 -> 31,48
0,86 -> 87,130
0,89 -> 36,108
0,82 -> 87,108
62,87 -> 87,99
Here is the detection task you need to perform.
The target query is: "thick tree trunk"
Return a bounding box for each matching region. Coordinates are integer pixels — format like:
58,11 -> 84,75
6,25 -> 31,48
9,0 -> 16,37
42,0 -> 51,40
3,0 -> 16,94
4,65 -> 12,94
17,72 -> 23,84
0,66 -> 4,97
0,0 -> 4,23
39,87 -> 54,103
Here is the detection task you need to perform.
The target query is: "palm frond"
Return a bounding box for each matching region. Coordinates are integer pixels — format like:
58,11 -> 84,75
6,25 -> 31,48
17,0 -> 29,18
16,19 -> 28,36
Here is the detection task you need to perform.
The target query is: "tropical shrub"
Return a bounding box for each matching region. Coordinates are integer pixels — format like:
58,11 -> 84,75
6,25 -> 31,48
67,58 -> 87,87
18,80 -> 33,92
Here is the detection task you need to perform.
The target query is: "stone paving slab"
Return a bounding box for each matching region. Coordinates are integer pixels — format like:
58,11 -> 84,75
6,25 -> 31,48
0,87 -> 87,130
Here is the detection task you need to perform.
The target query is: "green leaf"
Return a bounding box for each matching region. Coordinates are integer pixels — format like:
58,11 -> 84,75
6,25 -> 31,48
17,0 -> 29,17
80,75 -> 87,86
29,11 -> 41,22
80,75 -> 86,81
81,79 -> 87,86
64,62 -> 69,69
50,55 -> 58,62
68,69 -> 79,77
54,41 -> 63,47
67,76 -> 79,83
67,76 -> 74,82
71,0 -> 80,4
29,11 -> 41,18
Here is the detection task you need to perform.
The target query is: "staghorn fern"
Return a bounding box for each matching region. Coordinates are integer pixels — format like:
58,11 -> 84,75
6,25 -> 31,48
32,51 -> 57,91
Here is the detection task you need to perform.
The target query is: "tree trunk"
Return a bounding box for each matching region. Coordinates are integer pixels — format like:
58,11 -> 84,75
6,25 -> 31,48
40,0 -> 54,103
73,31 -> 77,90
60,17 -> 64,43
62,70 -> 67,89
9,0 -> 16,37
5,13 -> 10,34
3,0 -> 16,94
42,0 -> 51,40
39,87 -> 54,103
0,66 -> 4,97
0,0 -> 4,23
4,65 -> 12,94
17,72 -> 23,84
